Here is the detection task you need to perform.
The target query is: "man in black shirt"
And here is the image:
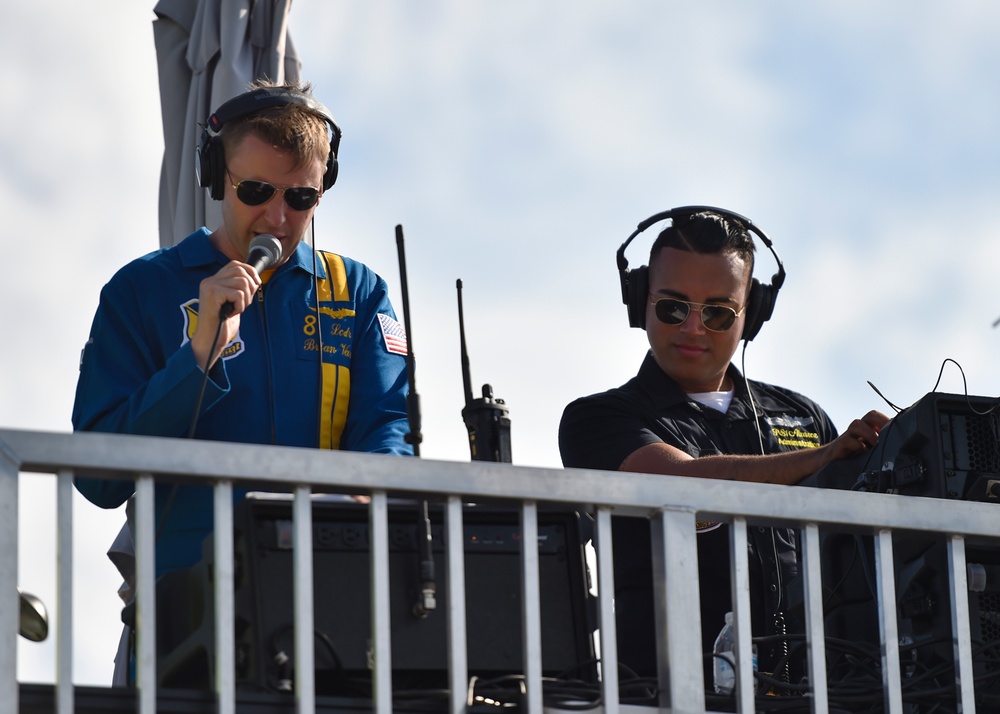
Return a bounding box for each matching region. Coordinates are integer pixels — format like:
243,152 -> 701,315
559,207 -> 887,687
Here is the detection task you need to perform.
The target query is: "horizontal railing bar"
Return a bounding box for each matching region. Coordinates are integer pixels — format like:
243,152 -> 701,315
3,428 -> 999,539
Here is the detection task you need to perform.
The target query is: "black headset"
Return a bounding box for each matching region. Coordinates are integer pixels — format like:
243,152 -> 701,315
616,205 -> 785,341
197,86 -> 343,201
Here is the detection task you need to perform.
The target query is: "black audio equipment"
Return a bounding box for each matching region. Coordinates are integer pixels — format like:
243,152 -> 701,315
806,391 -> 1000,501
802,391 -> 1000,707
155,497 -> 595,697
18,682 -> 386,714
197,86 -> 343,200
616,205 -> 785,340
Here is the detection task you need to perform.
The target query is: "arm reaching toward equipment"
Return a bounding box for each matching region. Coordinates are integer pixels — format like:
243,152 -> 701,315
620,409 -> 890,484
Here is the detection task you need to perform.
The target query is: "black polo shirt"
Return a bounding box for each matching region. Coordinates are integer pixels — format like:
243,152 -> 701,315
559,351 -> 838,678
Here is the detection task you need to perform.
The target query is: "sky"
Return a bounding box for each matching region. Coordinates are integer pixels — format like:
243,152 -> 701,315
4,0 -> 1000,686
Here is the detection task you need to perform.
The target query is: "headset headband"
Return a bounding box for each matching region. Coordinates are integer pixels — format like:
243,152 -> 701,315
206,87 -> 343,158
617,205 -> 786,340
198,86 -> 343,198
617,205 -> 784,290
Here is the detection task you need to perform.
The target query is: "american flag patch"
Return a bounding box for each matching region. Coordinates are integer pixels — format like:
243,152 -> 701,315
377,313 -> 408,356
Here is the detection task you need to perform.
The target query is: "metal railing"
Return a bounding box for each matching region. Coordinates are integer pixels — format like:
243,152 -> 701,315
1,427 -> 998,713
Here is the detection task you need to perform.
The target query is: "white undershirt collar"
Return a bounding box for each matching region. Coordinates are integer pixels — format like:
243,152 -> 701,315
688,388 -> 735,414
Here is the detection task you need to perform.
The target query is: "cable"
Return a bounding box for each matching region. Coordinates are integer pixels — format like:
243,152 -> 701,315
310,220 -> 325,448
738,340 -> 798,684
739,340 -> 766,457
866,379 -> 903,413
187,315 -> 227,438
930,357 -> 1000,417
871,357 -> 1000,421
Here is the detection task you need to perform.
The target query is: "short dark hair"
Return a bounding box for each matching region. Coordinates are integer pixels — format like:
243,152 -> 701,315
649,211 -> 756,276
220,80 -> 330,178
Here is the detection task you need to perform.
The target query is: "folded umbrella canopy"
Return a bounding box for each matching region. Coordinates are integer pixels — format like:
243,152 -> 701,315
153,0 -> 301,247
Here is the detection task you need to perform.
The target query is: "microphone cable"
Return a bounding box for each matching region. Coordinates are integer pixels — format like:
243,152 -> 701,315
310,220 -> 325,449
158,282 -> 232,551
739,339 -> 794,684
739,340 -> 766,457
187,316 -> 227,439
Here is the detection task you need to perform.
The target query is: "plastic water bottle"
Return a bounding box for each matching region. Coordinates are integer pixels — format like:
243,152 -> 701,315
713,611 -> 758,695
712,611 -> 736,694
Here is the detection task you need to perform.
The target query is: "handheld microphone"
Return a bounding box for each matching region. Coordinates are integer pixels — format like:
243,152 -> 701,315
219,234 -> 283,319
245,233 -> 283,275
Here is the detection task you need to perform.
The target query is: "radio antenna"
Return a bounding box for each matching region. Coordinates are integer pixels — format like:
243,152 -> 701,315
395,225 -> 435,618
457,279 -> 474,407
395,225 -> 422,454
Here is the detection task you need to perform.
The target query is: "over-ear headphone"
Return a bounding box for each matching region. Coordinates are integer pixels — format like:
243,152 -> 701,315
616,205 -> 785,341
197,86 -> 343,201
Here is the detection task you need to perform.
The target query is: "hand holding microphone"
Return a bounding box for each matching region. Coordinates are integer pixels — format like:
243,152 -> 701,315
193,234 -> 283,371
218,234 -> 283,319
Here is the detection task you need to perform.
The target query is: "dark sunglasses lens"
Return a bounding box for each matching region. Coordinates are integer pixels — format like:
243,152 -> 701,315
654,299 -> 690,325
284,187 -> 320,211
236,180 -> 276,206
701,306 -> 737,331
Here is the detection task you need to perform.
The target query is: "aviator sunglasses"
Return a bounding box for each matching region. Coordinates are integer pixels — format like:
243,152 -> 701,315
650,296 -> 745,332
229,173 -> 322,211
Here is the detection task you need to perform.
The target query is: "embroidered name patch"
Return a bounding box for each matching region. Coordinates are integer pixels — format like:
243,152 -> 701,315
765,415 -> 821,449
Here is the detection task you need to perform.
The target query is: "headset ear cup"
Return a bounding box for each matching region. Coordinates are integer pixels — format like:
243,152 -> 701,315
197,134 -> 227,201
625,265 -> 649,329
742,279 -> 776,342
323,152 -> 338,190
197,129 -> 212,193
208,136 -> 228,201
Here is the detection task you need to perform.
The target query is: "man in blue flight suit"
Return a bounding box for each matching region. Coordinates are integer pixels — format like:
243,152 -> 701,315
72,80 -> 412,682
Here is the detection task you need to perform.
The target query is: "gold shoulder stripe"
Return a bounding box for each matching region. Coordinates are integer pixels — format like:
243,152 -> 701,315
317,251 -> 351,450
322,251 -> 350,302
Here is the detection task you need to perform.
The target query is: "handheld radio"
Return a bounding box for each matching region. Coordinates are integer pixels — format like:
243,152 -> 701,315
456,279 -> 512,463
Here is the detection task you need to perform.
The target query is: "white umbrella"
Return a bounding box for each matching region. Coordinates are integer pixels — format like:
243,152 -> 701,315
153,0 -> 301,248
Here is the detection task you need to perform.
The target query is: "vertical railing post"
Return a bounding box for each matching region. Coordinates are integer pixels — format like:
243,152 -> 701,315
800,522 -> 829,714
0,439 -> 19,712
134,473 -> 157,714
293,486 -> 315,714
948,535 -> 976,713
369,491 -> 393,714
213,481 -> 235,714
594,507 -> 619,714
445,496 -> 468,714
56,469 -> 75,714
651,507 -> 704,713
875,529 -> 903,714
728,517 -> 755,712
520,501 -> 543,713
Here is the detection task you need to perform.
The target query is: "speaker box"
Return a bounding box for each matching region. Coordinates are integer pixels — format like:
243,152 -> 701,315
157,497 -> 596,696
